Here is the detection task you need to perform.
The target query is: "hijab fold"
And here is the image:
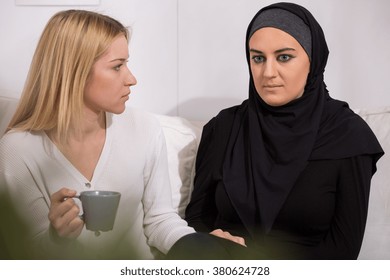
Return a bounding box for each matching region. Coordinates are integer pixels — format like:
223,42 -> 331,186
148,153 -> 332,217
222,2 -> 384,235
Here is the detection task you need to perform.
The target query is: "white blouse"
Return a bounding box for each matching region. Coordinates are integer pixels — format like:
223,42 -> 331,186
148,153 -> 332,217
0,108 -> 195,259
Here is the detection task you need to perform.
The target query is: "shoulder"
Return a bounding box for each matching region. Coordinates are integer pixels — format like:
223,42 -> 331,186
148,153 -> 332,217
0,131 -> 46,171
316,101 -> 384,160
216,100 -> 248,121
0,130 -> 42,153
197,101 -> 248,156
324,100 -> 374,136
343,109 -> 383,155
204,100 -> 248,133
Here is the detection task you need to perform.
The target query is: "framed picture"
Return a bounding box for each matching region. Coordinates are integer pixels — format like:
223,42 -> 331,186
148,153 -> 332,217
15,0 -> 99,5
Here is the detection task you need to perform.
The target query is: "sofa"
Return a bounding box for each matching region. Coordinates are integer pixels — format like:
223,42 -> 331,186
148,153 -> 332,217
1,95 -> 389,259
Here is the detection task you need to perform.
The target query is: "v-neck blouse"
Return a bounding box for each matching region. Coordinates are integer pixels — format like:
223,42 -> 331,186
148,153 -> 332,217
45,112 -> 113,187
0,109 -> 195,259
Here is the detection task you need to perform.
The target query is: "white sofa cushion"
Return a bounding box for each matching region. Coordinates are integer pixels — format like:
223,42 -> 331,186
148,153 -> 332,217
155,114 -> 203,218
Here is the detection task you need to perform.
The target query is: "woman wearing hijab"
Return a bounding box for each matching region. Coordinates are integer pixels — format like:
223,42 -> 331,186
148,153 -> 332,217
184,2 -> 384,259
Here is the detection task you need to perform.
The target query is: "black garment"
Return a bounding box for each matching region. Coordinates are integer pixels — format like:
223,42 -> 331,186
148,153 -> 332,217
237,2 -> 383,235
166,232 -> 261,260
185,109 -> 375,259
185,2 -> 384,259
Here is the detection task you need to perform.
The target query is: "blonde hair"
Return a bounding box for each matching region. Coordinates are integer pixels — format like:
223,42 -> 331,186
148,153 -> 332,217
8,10 -> 129,144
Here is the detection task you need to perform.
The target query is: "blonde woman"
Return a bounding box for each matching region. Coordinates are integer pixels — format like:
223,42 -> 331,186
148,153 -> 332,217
0,10 -> 198,259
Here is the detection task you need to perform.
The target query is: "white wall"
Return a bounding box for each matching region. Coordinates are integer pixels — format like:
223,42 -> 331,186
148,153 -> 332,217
0,0 -> 179,115
1,0 -> 390,121
178,0 -> 390,121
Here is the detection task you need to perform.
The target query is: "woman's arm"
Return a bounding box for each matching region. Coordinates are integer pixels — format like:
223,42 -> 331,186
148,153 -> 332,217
307,155 -> 374,259
142,122 -> 195,255
0,134 -> 85,259
185,117 -> 220,232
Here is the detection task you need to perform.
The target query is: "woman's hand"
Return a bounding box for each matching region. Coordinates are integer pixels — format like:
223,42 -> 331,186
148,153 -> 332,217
210,229 -> 247,247
48,188 -> 84,239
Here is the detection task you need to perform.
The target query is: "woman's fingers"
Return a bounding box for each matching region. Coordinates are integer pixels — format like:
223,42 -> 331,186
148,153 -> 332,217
210,229 -> 247,247
48,187 -> 84,238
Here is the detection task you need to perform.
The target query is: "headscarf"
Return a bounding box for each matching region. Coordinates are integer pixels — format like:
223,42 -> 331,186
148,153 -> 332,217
222,2 -> 384,235
248,8 -> 312,58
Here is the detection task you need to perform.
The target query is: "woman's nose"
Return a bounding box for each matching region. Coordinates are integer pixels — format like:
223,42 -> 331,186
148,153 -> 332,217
263,60 -> 277,78
125,68 -> 137,86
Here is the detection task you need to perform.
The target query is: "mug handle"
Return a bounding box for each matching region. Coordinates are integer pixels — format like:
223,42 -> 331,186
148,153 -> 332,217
71,194 -> 100,236
71,195 -> 84,221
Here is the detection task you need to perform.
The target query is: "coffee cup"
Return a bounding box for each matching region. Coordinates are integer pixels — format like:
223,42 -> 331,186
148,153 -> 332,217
75,190 -> 121,232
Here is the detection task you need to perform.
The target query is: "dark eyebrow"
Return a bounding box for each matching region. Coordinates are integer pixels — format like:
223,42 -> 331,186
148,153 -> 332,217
249,47 -> 296,54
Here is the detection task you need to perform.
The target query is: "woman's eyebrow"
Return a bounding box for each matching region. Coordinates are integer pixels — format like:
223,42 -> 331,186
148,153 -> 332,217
249,48 -> 262,54
109,58 -> 128,63
249,47 -> 296,54
275,47 -> 296,53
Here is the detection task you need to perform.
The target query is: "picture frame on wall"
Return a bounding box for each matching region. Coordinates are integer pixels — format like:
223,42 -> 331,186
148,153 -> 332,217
15,0 -> 99,6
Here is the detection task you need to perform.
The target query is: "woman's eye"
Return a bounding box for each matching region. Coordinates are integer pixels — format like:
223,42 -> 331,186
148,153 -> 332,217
252,56 -> 265,63
278,54 -> 292,62
113,64 -> 123,71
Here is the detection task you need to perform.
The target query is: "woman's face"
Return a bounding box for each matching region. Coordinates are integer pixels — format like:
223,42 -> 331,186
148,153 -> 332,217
249,27 -> 310,107
84,35 -> 137,115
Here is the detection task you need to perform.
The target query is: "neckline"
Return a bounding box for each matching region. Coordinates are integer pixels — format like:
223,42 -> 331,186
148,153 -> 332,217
44,112 -> 113,185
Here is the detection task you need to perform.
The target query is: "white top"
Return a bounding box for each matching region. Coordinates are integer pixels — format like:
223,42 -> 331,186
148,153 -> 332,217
0,108 -> 195,259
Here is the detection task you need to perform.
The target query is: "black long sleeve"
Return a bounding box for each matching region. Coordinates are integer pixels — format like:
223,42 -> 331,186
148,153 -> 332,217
185,117 -> 220,232
185,115 -> 374,259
